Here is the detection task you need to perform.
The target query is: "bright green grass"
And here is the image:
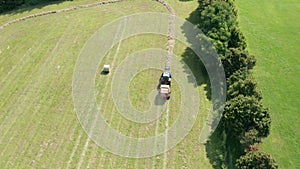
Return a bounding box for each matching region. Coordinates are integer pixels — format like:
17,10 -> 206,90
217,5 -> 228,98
236,0 -> 300,168
94,33 -> 212,168
0,0 -> 213,168
129,69 -> 164,112
129,68 -> 180,113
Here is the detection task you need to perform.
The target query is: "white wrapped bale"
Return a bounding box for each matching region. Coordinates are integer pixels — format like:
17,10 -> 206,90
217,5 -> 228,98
103,64 -> 110,73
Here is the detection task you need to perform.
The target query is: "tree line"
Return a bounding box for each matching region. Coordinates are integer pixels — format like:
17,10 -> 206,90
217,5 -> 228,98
198,0 -> 278,168
0,0 -> 70,13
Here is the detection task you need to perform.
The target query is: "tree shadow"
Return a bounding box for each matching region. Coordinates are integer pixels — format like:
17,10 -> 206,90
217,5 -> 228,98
180,7 -> 228,169
205,125 -> 227,169
181,46 -> 211,100
180,4 -> 227,110
1,0 -> 70,15
226,134 -> 245,169
205,128 -> 244,169
180,9 -> 210,99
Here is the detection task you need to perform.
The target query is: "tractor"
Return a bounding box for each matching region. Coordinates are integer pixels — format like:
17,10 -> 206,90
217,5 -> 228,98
159,71 -> 171,100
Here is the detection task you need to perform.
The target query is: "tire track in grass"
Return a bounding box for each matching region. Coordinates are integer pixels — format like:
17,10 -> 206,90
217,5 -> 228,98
85,93 -> 113,169
31,22 -> 76,168
0,38 -> 37,85
86,99 -> 108,168
89,80 -> 120,168
163,101 -> 170,169
0,22 -> 60,151
0,15 -> 66,93
0,28 -> 35,67
98,22 -> 137,168
154,1 -> 175,168
110,20 -> 143,167
15,21 -> 74,168
40,32 -> 84,168
28,28 -> 75,168
75,18 -> 127,169
66,124 -> 83,169
86,10 -> 127,168
0,21 -> 57,101
66,26 -> 112,169
87,5 -> 126,168
65,8 -> 124,168
111,49 -> 138,168
0,20 -> 53,82
89,18 -> 126,169
3,20 -> 71,169
75,29 -> 121,169
127,30 -> 146,169
150,34 -> 165,169
110,110 -> 128,168
103,32 -> 136,168
0,22 -> 57,116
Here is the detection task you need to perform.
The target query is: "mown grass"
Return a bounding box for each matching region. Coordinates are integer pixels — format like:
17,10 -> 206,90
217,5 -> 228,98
94,33 -> 212,168
0,0 -> 109,25
236,0 -> 300,168
0,0 -> 214,168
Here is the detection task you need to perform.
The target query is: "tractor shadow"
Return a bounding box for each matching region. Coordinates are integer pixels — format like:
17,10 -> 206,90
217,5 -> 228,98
154,94 -> 167,105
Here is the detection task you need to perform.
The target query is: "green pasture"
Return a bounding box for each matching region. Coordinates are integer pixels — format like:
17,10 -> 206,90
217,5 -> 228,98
236,0 -> 300,168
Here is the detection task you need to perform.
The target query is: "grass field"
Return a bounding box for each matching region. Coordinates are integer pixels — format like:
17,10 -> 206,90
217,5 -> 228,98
0,0 -> 216,168
236,0 -> 300,168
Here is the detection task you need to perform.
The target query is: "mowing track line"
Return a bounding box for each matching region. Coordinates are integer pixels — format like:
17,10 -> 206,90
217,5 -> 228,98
75,17 -> 127,169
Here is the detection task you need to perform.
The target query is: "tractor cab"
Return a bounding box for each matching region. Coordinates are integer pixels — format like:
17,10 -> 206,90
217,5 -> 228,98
160,71 -> 171,86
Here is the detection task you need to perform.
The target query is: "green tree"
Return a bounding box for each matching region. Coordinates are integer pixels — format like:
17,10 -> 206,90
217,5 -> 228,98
221,48 -> 256,78
0,0 -> 24,12
199,0 -> 237,55
236,151 -> 278,169
223,95 -> 271,138
240,129 -> 261,150
199,0 -> 237,11
227,69 -> 262,100
228,27 -> 247,49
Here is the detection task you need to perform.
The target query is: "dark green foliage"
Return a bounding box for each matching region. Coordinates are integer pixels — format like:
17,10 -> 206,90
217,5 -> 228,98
205,125 -> 228,169
199,0 -> 236,11
226,69 -> 262,100
199,0 -> 237,55
25,0 -> 68,5
223,95 -> 271,138
0,0 -> 70,13
197,0 -> 275,168
199,1 -> 237,34
236,151 -> 278,169
0,0 -> 24,12
199,0 -> 246,55
228,27 -> 247,49
198,0 -> 212,10
240,129 -> 261,149
221,48 -> 256,78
